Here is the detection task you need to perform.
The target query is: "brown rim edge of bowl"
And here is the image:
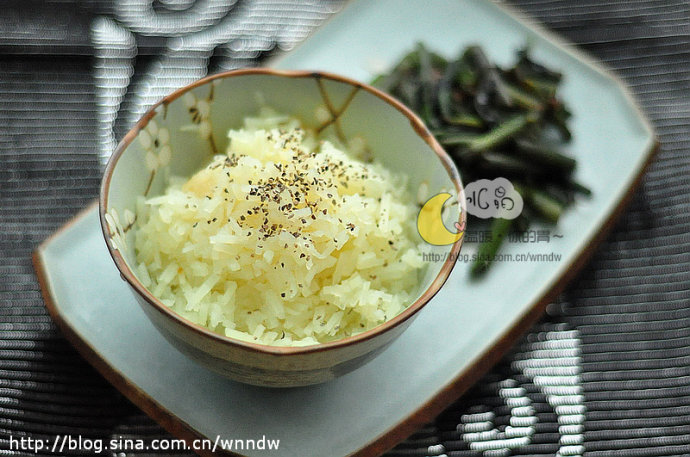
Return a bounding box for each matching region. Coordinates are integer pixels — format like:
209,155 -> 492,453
99,68 -> 466,357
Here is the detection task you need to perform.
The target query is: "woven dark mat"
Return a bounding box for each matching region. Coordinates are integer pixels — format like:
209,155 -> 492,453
1,1 -> 689,456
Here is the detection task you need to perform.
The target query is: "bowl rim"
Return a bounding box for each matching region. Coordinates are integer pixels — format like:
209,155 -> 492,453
99,67 -> 465,356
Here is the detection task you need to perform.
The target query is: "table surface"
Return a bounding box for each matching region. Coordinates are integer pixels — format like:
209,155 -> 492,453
2,1 -> 689,456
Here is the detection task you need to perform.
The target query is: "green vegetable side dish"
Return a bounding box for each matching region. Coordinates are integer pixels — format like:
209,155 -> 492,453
372,43 -> 590,276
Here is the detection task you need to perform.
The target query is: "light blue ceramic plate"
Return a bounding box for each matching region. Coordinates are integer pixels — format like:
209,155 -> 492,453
34,0 -> 656,456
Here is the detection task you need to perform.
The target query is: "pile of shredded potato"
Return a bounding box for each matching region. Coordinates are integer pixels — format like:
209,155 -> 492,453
134,110 -> 424,346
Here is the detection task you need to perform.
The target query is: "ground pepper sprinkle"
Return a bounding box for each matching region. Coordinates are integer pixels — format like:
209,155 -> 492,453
134,108 -> 424,346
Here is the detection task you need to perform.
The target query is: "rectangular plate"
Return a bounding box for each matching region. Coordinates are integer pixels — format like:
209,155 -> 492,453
34,0 -> 657,456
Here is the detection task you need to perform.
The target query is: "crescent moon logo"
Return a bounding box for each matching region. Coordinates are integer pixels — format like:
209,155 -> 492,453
417,193 -> 465,246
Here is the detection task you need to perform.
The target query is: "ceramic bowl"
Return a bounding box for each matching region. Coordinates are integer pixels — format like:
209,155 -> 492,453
99,68 -> 465,387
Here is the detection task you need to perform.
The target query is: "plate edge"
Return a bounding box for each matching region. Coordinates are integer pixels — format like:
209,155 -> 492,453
269,0 -> 656,141
32,202 -> 243,457
266,0 -> 356,69
348,137 -> 660,457
482,0 -> 656,137
343,0 -> 662,454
